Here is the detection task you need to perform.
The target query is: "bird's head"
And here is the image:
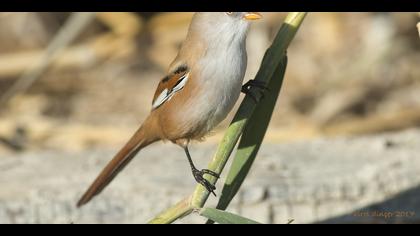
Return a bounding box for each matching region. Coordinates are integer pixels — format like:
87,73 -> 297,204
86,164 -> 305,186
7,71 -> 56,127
188,12 -> 263,47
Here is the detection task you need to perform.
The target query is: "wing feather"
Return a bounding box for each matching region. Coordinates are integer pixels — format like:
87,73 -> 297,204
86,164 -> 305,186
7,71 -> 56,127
152,65 -> 189,110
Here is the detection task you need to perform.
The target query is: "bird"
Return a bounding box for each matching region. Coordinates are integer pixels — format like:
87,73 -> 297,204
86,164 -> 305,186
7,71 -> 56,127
77,12 -> 266,207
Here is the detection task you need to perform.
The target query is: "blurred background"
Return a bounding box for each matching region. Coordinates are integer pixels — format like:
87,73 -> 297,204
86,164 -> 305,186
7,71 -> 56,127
0,12 -> 420,224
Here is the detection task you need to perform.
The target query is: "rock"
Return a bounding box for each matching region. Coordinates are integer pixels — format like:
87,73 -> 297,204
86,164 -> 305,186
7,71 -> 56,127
2,129 -> 420,223
241,186 -> 267,204
241,203 -> 271,224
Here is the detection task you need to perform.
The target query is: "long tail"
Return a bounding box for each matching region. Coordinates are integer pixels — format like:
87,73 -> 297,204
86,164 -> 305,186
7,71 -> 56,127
77,116 -> 159,207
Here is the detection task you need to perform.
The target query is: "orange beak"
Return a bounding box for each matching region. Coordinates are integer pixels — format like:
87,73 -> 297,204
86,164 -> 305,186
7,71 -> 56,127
243,12 -> 263,21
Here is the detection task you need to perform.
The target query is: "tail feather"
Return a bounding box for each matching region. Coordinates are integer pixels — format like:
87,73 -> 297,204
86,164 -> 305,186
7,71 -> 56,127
77,121 -> 158,207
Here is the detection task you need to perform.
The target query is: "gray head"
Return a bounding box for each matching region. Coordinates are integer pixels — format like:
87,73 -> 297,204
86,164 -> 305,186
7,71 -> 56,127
188,12 -> 262,48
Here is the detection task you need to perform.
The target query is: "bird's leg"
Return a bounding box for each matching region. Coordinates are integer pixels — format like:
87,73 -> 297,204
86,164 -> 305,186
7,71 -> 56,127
241,80 -> 269,103
183,146 -> 219,196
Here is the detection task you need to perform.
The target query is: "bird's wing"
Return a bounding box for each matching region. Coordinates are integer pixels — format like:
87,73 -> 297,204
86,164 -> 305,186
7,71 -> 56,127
77,65 -> 190,207
152,65 -> 189,110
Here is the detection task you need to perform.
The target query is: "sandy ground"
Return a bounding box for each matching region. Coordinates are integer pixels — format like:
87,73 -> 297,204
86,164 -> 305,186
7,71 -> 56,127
1,128 -> 420,224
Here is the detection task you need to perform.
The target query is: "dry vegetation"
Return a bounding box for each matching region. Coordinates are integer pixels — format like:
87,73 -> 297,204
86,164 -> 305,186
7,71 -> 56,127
0,12 -> 419,155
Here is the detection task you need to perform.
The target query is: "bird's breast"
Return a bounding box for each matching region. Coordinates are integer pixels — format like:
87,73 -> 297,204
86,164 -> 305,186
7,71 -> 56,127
187,46 -> 248,136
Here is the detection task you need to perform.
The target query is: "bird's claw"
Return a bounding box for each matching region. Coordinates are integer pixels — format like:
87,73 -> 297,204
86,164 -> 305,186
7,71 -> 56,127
192,168 -> 219,196
241,80 -> 269,103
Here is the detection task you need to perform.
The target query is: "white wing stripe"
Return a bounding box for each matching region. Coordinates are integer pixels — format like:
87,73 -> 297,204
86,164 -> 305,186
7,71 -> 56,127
152,89 -> 169,109
172,74 -> 188,93
151,73 -> 189,110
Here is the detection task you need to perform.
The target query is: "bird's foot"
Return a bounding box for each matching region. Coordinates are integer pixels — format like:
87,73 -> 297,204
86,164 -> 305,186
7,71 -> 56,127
241,80 -> 269,103
192,168 -> 219,196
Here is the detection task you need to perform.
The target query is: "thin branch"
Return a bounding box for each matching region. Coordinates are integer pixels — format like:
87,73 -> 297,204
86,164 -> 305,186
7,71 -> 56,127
147,196 -> 193,224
